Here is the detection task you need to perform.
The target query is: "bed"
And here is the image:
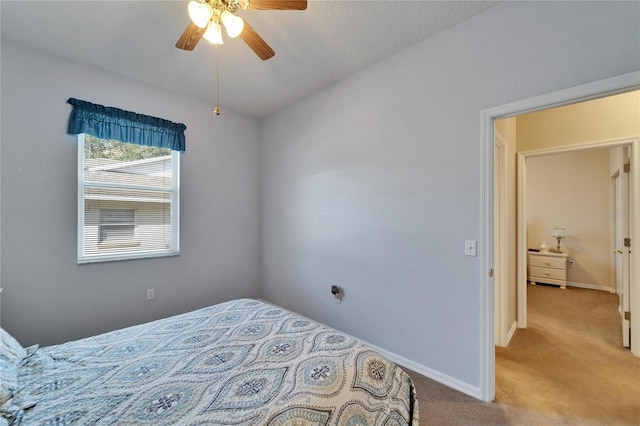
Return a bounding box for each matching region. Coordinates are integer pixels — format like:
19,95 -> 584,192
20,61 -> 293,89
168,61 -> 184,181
1,298 -> 418,425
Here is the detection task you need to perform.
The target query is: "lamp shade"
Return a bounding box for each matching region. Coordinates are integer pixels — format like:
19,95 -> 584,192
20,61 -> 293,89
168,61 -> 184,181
204,21 -> 224,44
552,227 -> 567,239
188,1 -> 213,28
221,11 -> 244,38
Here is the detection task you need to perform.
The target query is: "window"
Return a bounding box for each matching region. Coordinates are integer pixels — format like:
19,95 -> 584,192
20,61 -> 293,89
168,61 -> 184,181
99,208 -> 136,244
68,97 -> 185,263
78,135 -> 180,263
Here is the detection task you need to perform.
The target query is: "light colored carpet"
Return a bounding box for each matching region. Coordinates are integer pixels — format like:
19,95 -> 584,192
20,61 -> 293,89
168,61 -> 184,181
404,284 -> 640,425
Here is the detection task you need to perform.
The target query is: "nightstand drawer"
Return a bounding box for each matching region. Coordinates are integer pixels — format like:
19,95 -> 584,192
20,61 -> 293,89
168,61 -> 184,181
529,256 -> 566,270
528,251 -> 568,289
529,266 -> 565,281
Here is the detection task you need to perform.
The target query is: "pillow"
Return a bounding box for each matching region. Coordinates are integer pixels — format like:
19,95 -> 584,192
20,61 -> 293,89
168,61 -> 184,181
0,328 -> 26,406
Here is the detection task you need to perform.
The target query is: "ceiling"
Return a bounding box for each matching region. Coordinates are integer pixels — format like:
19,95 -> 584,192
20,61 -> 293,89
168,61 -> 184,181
1,0 -> 499,118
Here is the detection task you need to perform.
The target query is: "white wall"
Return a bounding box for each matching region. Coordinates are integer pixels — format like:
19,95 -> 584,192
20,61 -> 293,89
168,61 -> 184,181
527,150 -> 613,290
260,1 -> 640,393
0,41 -> 262,346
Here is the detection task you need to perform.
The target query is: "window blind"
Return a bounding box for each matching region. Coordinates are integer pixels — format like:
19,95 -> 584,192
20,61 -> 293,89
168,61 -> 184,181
78,135 -> 179,263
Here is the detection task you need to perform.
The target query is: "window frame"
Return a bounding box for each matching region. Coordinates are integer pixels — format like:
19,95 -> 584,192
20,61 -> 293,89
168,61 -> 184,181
77,134 -> 180,264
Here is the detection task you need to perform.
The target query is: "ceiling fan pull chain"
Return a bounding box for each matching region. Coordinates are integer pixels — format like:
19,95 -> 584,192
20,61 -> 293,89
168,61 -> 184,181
214,43 -> 221,116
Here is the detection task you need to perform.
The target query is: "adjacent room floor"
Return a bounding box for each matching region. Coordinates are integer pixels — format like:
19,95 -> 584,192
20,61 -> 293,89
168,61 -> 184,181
405,284 -> 640,425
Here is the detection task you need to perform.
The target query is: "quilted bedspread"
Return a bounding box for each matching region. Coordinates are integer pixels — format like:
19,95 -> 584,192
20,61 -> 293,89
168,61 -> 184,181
10,299 -> 418,425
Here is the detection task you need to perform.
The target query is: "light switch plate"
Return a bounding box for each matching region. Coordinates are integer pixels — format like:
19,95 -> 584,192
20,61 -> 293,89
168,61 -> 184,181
465,240 -> 477,257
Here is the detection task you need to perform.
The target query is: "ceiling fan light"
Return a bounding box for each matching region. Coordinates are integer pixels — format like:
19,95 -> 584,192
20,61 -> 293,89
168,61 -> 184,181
204,21 -> 224,45
221,10 -> 244,38
188,1 -> 213,28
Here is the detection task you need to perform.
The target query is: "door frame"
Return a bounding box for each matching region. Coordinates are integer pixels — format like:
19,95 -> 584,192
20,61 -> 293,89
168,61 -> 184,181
480,71 -> 640,402
516,138 -> 637,329
494,134 -> 508,347
613,161 -> 632,347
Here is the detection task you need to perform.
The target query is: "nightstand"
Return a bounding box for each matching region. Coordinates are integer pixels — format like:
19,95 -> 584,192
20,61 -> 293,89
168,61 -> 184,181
528,251 -> 568,289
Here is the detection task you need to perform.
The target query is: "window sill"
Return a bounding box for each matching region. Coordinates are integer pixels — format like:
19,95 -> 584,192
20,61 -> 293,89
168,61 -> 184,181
78,249 -> 180,264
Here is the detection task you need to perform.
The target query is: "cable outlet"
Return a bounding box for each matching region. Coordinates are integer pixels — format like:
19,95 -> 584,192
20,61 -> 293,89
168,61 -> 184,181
331,285 -> 342,304
147,288 -> 155,300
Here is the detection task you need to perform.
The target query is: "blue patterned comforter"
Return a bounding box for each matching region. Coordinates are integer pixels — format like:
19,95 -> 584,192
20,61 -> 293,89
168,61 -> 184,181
10,299 -> 418,425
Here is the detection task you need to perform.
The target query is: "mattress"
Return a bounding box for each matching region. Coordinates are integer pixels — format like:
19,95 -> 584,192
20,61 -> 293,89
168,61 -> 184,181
2,298 -> 418,425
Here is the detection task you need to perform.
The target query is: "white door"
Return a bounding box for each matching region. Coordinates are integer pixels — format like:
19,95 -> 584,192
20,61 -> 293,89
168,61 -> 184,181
615,168 -> 631,348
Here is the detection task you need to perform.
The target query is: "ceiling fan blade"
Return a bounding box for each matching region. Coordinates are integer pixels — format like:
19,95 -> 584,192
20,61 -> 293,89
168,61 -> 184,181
247,0 -> 307,10
239,20 -> 275,60
175,22 -> 206,51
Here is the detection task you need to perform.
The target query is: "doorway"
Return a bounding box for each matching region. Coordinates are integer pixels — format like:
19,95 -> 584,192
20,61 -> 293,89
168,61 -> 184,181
480,72 -> 640,402
516,140 -> 636,330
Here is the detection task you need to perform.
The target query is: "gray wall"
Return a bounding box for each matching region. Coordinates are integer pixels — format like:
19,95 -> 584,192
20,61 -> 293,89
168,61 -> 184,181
260,1 -> 640,391
1,41 -> 262,346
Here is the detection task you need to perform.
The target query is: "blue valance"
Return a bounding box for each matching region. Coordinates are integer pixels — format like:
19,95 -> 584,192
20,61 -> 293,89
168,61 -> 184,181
67,98 -> 186,152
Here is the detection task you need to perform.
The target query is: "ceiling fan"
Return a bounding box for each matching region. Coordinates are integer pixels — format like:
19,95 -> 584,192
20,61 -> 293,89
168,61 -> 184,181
176,0 -> 308,60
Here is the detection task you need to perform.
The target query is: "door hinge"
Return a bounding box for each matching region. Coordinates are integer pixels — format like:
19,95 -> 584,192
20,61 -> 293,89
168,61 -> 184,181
624,311 -> 631,321
623,163 -> 630,173
489,268 -> 493,278
624,238 -> 631,248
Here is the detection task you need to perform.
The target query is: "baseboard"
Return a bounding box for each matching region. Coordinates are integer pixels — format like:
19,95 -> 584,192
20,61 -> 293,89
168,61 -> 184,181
506,320 -> 518,345
360,338 -> 482,400
567,281 -> 616,293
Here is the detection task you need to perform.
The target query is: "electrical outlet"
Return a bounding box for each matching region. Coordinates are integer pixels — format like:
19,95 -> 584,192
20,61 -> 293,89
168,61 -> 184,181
147,288 -> 155,300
